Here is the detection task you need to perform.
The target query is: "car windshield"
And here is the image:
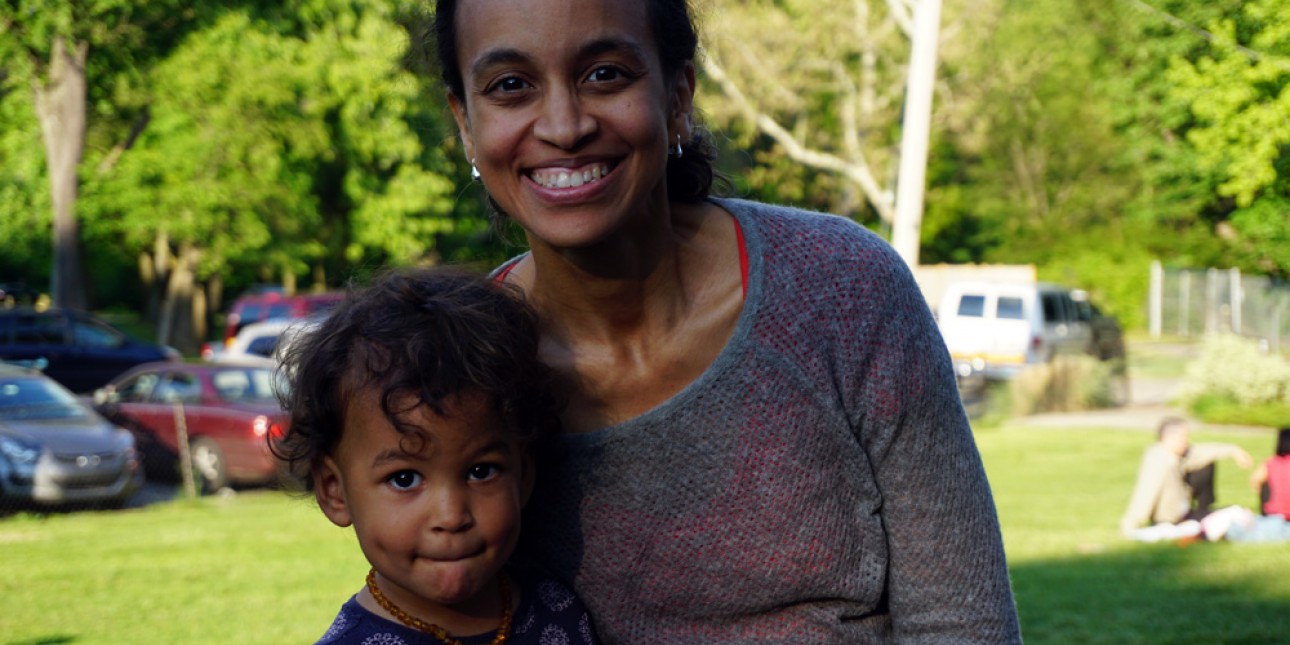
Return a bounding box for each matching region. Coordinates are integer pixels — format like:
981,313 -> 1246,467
211,368 -> 281,404
0,377 -> 90,420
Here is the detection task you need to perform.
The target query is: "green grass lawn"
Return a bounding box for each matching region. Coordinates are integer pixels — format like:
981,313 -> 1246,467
2,424 -> 1287,644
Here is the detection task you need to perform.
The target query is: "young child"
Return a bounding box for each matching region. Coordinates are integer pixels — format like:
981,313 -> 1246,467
273,267 -> 598,645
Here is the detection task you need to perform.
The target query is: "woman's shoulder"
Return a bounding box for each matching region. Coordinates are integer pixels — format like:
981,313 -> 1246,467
716,198 -> 914,290
717,198 -> 901,263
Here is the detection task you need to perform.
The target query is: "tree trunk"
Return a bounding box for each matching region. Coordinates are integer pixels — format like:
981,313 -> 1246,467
158,242 -> 201,355
32,36 -> 89,311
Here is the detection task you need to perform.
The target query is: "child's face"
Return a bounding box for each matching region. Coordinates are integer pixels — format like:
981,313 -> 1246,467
315,388 -> 533,615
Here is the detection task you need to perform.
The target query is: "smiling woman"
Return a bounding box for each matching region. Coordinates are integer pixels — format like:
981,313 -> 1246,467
427,0 -> 1022,642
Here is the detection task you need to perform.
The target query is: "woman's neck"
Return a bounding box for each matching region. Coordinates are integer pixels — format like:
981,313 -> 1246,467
511,200 -> 744,431
520,202 -> 708,341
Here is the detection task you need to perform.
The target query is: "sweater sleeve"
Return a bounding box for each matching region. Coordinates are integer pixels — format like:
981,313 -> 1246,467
1182,443 -> 1245,472
845,249 -> 1021,643
1121,447 -> 1169,533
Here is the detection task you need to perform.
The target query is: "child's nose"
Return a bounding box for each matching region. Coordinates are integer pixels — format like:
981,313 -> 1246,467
428,487 -> 474,532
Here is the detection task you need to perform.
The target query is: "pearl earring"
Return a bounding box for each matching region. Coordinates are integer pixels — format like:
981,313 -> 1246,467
470,159 -> 481,181
670,134 -> 684,159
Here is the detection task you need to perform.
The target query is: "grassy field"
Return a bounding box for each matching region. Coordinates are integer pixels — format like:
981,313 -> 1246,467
2,424 -> 1287,644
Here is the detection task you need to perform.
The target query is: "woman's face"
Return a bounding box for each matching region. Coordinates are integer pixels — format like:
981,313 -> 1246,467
449,0 -> 694,251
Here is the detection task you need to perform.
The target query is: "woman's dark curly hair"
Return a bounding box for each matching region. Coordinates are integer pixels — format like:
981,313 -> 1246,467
270,267 -> 563,491
430,0 -> 722,212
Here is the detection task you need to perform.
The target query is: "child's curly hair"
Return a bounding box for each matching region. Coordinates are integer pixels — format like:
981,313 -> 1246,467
270,266 -> 563,490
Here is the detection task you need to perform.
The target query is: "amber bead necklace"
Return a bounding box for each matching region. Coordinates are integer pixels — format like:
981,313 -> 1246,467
365,568 -> 512,645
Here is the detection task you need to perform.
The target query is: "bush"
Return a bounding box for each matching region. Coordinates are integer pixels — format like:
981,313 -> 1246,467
1006,354 -> 1123,416
1179,334 -> 1290,426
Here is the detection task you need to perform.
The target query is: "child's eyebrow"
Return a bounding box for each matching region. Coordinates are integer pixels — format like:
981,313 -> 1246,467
472,440 -> 511,458
370,449 -> 413,468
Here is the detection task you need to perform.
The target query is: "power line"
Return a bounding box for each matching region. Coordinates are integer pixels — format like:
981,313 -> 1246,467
1124,0 -> 1264,63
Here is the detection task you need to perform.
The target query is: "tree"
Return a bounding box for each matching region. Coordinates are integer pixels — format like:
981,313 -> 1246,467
82,1 -> 468,351
699,0 -> 918,224
1165,0 -> 1290,276
0,0 -> 191,309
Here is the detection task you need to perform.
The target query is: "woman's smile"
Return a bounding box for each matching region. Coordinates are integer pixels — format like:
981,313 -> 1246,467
528,161 -> 615,189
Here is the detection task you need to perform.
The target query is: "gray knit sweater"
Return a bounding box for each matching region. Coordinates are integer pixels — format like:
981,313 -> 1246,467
517,199 -> 1020,643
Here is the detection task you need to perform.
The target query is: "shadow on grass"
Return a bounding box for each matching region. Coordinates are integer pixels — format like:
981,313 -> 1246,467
1013,543 -> 1290,644
5,637 -> 76,645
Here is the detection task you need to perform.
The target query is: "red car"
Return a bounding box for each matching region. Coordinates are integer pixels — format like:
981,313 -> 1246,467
93,362 -> 288,492
222,291 -> 342,349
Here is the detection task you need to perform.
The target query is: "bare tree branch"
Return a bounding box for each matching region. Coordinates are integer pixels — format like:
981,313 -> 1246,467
703,54 -> 895,223
883,0 -> 914,37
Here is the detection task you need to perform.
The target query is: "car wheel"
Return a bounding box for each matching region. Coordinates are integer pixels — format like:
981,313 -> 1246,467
189,437 -> 229,494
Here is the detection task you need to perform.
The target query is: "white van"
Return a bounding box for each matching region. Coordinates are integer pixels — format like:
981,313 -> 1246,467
936,281 -> 1093,379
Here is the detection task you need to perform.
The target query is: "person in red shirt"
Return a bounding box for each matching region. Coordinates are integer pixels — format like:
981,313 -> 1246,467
1250,427 -> 1290,518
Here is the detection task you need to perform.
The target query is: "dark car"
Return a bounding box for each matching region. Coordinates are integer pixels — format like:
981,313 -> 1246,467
1072,291 -> 1126,362
0,363 -> 143,508
0,308 -> 181,393
94,362 -> 288,492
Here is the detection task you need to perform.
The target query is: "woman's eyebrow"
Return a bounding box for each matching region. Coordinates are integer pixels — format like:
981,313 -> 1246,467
469,38 -> 648,78
579,38 -> 647,62
470,48 -> 531,77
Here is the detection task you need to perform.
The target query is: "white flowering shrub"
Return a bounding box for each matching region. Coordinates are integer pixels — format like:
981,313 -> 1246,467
1178,334 -> 1290,407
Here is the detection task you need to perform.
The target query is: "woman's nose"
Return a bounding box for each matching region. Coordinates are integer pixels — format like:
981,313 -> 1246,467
533,87 -> 596,150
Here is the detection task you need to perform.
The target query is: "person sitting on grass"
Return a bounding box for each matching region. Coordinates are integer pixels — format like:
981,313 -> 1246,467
271,267 -> 598,645
1120,416 -> 1252,542
1250,427 -> 1290,518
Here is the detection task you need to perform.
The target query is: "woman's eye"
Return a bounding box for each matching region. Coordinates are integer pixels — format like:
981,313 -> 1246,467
468,464 -> 499,482
488,76 -> 529,94
388,471 -> 422,490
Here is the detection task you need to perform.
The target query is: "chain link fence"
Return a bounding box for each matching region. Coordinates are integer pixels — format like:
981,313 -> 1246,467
1148,261 -> 1290,354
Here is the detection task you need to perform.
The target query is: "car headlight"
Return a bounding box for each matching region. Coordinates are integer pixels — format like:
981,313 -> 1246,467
114,429 -> 138,458
0,435 -> 42,465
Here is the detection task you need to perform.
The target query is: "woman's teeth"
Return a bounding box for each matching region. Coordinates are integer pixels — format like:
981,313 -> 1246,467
530,163 -> 611,189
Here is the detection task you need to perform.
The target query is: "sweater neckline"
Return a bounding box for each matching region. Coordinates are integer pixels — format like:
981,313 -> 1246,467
562,198 -> 761,443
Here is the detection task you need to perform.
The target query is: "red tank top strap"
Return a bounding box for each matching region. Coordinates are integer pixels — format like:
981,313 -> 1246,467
493,259 -> 520,284
733,214 -> 749,298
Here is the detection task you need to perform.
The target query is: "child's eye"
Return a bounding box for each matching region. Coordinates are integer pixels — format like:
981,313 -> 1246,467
387,470 -> 422,490
468,464 -> 499,482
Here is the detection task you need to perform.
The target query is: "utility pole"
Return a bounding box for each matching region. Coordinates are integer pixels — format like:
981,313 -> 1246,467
891,0 -> 943,269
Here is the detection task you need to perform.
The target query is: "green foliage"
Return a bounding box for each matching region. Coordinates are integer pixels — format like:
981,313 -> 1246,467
2,1 -> 494,313
3,0 -> 1289,320
82,2 -> 474,292
1167,0 -> 1290,207
1163,0 -> 1290,277
0,86 -> 51,283
700,0 -> 909,220
1189,393 -> 1290,428
1179,334 -> 1290,425
1032,241 -> 1155,331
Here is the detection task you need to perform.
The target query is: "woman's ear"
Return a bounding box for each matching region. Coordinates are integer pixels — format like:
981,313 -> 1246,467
314,456 -> 353,528
448,92 -> 476,163
669,62 -> 697,141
